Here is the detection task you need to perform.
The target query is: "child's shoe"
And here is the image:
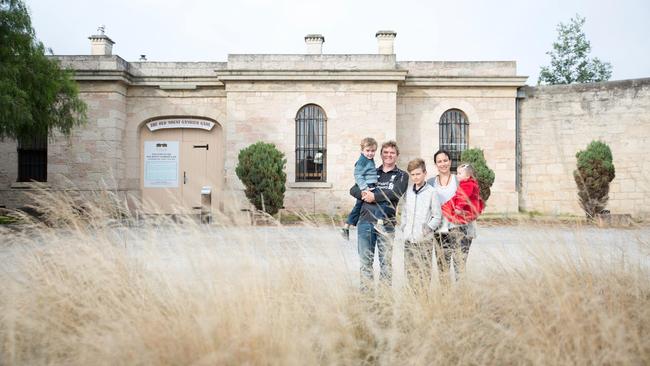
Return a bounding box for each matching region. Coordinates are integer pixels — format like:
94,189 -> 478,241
340,226 -> 350,240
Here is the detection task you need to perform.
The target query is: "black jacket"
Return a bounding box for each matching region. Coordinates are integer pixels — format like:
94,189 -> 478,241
351,165 -> 408,226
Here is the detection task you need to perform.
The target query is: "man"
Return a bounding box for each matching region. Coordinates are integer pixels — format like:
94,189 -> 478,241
351,140 -> 408,290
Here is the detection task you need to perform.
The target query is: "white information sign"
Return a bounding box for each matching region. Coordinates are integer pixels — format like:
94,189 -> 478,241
144,141 -> 179,188
146,118 -> 215,131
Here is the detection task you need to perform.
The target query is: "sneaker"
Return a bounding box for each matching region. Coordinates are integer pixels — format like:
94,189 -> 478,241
340,227 -> 350,240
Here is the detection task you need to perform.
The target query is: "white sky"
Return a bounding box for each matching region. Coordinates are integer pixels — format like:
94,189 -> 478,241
26,0 -> 650,85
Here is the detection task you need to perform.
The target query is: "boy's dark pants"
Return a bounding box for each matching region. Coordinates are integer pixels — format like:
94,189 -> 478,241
404,239 -> 434,291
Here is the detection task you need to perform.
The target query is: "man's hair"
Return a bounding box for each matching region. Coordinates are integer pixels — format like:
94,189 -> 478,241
407,158 -> 426,173
458,163 -> 476,178
360,137 -> 378,149
380,140 -> 399,155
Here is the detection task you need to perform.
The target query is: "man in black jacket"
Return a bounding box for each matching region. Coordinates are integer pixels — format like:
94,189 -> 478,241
351,140 -> 408,290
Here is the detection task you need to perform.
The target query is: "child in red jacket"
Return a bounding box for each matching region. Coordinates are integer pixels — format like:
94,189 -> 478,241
441,163 -> 485,224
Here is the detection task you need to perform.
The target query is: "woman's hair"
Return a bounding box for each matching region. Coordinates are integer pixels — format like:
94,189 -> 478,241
458,163 -> 476,178
407,158 -> 426,173
434,149 -> 451,163
360,137 -> 378,149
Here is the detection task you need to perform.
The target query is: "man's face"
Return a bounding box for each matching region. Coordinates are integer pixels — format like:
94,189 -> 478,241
381,146 -> 397,166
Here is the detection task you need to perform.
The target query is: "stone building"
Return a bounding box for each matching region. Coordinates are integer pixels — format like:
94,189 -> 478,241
1,30 -> 648,218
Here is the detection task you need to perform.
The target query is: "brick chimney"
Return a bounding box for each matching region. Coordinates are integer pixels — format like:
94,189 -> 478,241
304,34 -> 325,55
375,30 -> 396,55
88,25 -> 115,56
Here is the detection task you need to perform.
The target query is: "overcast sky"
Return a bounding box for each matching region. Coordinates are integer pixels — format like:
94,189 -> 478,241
26,0 -> 650,84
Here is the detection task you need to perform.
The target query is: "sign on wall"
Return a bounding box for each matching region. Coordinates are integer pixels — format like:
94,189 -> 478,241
146,118 -> 215,131
144,141 -> 179,188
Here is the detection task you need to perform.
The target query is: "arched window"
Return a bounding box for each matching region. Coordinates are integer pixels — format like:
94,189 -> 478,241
295,104 -> 327,182
439,109 -> 469,172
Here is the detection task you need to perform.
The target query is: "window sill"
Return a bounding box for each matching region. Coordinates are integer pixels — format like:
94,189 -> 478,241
11,182 -> 50,189
287,182 -> 333,189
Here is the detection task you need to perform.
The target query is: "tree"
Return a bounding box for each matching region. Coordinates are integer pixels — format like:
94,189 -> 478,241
235,142 -> 286,215
538,14 -> 612,85
0,0 -> 86,141
573,141 -> 615,219
460,148 -> 495,203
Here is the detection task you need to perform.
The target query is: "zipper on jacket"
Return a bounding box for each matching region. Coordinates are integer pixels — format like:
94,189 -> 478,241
410,188 -> 419,239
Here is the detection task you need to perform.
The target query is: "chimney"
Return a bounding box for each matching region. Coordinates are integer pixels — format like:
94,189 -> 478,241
88,25 -> 115,56
375,30 -> 396,55
304,34 -> 325,55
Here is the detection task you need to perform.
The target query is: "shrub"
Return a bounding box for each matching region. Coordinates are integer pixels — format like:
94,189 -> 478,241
236,142 -> 287,215
573,140 -> 615,219
460,148 -> 495,202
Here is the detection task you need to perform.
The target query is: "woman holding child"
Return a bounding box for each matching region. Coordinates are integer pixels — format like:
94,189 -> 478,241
427,150 -> 483,284
400,151 -> 483,289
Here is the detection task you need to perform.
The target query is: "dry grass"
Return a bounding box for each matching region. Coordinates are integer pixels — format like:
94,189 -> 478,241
1,190 -> 649,365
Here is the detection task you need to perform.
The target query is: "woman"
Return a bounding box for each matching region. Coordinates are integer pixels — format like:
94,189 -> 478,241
427,150 -> 476,284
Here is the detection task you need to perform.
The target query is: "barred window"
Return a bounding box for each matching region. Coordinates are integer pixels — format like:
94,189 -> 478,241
295,104 -> 327,182
439,109 -> 469,172
17,134 -> 48,182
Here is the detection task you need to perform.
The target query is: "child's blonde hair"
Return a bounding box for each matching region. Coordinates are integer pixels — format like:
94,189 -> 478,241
458,163 -> 476,179
360,137 -> 378,150
407,158 -> 426,173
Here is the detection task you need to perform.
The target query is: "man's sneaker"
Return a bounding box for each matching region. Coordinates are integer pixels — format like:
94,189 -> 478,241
340,227 -> 350,240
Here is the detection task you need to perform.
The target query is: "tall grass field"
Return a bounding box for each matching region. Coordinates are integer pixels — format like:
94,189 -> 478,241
1,190 -> 648,365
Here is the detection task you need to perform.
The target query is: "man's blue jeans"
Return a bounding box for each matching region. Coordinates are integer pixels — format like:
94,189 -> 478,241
357,221 -> 394,290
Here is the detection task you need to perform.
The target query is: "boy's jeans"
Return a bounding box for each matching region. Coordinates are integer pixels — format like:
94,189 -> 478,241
346,199 -> 364,226
347,200 -> 387,226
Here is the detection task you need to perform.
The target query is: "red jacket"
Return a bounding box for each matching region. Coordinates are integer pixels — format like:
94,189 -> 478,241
441,177 -> 485,224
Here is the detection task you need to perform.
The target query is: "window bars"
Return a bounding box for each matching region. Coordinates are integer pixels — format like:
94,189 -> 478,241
439,109 -> 469,172
17,135 -> 48,182
295,104 -> 327,182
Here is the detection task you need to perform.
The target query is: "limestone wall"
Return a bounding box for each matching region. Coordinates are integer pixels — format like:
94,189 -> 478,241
397,86 -> 519,213
227,54 -> 397,70
519,78 -> 650,218
0,140 -> 17,189
397,61 -> 517,77
48,82 -> 127,190
224,81 -> 398,214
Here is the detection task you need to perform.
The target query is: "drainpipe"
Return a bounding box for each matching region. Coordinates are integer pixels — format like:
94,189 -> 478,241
516,87 -> 527,212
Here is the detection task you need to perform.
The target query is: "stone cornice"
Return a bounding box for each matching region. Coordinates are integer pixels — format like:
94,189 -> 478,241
404,76 -> 529,87
88,34 -> 115,44
215,69 -> 408,82
71,70 -> 225,87
72,70 -> 133,84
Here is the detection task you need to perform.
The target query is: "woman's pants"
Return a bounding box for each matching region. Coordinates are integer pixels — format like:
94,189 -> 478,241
434,226 -> 473,284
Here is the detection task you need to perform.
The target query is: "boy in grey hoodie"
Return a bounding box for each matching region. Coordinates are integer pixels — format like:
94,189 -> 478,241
400,158 -> 442,291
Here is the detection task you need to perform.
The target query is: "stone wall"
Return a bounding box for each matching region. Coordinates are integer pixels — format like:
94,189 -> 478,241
519,78 -> 650,218
224,80 -> 398,214
49,81 -> 127,190
397,86 -> 519,213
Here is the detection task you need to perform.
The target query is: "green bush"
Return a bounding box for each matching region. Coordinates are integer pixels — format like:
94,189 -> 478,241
460,148 -> 495,203
573,140 -> 615,219
235,142 -> 287,215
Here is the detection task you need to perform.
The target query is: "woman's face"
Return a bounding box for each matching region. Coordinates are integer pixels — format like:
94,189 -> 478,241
435,153 -> 451,174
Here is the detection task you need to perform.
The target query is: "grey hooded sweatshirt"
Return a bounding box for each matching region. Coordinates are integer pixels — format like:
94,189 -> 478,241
400,182 -> 442,242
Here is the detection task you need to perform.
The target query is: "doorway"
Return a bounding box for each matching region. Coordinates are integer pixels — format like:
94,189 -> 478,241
140,122 -> 223,214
